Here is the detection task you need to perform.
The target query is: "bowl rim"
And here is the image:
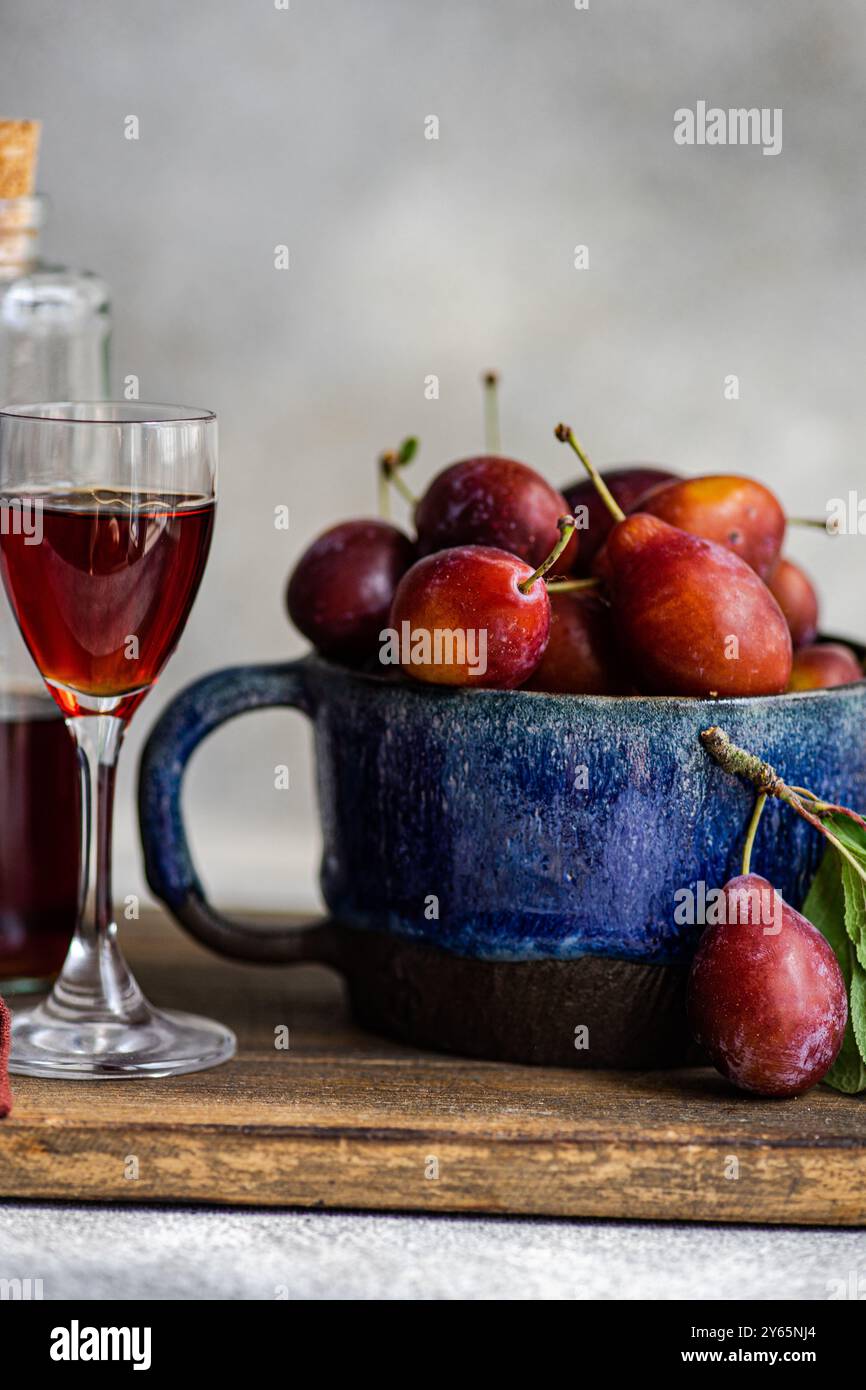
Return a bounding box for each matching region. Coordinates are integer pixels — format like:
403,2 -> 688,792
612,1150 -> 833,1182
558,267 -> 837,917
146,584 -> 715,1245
305,636 -> 866,709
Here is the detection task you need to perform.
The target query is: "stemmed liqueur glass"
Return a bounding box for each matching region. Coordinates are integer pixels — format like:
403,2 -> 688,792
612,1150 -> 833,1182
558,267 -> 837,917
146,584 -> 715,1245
0,403 -> 235,1077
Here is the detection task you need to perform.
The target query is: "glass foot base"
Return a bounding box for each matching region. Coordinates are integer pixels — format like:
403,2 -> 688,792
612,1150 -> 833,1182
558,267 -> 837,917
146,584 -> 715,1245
9,1000 -> 236,1079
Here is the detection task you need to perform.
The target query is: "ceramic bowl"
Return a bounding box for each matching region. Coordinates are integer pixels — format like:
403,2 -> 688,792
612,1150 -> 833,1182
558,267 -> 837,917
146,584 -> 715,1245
138,653 -> 866,1067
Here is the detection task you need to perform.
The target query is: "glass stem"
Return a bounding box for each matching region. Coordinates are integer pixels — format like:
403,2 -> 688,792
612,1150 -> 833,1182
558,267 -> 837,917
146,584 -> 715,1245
46,714 -> 148,1023
73,715 -> 123,942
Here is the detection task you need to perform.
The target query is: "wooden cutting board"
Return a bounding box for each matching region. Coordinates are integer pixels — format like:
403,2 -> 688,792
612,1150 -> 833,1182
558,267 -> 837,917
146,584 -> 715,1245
1,911 -> 864,1224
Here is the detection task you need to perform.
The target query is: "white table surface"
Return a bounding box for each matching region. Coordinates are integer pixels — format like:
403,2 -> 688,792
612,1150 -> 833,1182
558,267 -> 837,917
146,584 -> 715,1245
2,1205 -> 863,1300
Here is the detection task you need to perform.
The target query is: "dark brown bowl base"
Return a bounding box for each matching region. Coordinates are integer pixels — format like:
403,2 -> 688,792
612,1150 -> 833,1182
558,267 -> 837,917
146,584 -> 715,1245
334,926 -> 691,1069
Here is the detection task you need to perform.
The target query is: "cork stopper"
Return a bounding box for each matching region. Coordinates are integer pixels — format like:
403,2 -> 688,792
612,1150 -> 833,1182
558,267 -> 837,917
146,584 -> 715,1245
0,120 -> 41,200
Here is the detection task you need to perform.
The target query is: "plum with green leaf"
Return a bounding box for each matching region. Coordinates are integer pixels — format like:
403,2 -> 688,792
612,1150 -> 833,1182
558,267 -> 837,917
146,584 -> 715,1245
698,727 -> 866,1097
687,874 -> 848,1097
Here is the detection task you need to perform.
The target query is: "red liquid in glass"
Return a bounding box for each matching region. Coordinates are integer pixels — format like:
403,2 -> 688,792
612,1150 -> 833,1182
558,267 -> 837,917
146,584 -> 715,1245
0,686 -> 80,986
0,490 -> 215,719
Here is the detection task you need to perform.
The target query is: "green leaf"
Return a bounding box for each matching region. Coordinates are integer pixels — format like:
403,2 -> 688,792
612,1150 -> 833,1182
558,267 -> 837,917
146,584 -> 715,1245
804,846 -> 866,1094
815,813 -> 866,965
852,966 -> 866,1063
841,861 -> 866,970
819,813 -> 866,863
397,436 -> 418,466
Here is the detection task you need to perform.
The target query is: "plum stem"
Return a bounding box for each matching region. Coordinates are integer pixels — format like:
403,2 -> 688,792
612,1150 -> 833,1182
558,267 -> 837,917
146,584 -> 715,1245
789,517 -> 839,535
554,424 -> 626,525
483,371 -> 500,454
789,786 -> 866,832
379,439 -> 419,512
789,784 -> 821,801
544,575 -> 601,594
741,792 -> 767,876
518,515 -> 576,594
701,726 -> 866,888
378,453 -> 392,519
700,727 -> 785,795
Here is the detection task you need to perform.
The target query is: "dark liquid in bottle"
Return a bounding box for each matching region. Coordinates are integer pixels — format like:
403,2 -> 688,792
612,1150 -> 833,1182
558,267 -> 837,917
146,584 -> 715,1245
0,685 -> 80,989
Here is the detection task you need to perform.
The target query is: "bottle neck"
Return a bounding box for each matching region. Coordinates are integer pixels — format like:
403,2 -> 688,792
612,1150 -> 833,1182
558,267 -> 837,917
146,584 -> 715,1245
0,195 -> 44,281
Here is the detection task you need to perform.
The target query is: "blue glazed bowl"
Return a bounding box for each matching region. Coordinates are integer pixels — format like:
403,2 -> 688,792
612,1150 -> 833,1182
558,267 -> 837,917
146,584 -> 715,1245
138,653 -> 866,1066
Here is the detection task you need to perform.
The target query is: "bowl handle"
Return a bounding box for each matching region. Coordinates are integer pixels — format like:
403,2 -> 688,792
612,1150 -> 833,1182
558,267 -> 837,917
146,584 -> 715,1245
137,660 -> 338,965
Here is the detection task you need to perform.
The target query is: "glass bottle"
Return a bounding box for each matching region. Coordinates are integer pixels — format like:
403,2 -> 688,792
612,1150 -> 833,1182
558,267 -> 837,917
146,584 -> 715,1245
0,193 -> 110,404
0,133 -> 110,991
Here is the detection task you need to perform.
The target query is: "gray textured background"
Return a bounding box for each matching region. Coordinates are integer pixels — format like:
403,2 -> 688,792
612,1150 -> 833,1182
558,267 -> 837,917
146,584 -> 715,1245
3,1203 -> 865,1300
2,0 -> 865,911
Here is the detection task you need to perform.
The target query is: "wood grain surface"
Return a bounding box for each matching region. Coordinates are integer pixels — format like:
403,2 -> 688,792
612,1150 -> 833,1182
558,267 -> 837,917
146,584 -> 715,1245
0,913 -> 864,1223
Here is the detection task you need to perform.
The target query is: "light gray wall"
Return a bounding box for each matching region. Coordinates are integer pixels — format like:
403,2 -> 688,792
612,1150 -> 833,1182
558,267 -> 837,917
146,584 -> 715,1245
2,0 -> 865,912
